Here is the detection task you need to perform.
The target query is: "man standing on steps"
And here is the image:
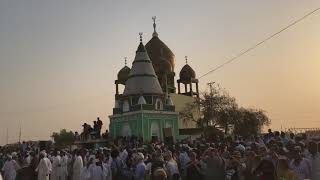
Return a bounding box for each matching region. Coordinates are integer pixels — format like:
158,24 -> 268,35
97,117 -> 103,138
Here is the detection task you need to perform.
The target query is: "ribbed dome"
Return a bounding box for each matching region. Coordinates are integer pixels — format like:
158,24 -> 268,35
179,64 -> 196,83
145,36 -> 175,73
117,66 -> 130,84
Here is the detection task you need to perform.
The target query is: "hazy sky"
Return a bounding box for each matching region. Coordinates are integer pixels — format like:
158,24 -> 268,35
0,0 -> 319,145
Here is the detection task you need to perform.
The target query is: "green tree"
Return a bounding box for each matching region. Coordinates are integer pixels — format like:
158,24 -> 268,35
233,108 -> 270,136
51,129 -> 75,147
181,85 -> 238,128
180,84 -> 271,135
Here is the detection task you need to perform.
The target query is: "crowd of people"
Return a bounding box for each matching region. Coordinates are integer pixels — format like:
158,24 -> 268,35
1,129 -> 320,180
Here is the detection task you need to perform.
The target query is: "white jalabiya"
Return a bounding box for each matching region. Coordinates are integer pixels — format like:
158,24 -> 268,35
45,157 -> 52,174
81,162 -> 110,180
60,155 -> 69,180
104,162 -> 112,180
290,158 -> 311,180
51,155 -> 62,180
2,160 -> 19,180
36,157 -> 52,180
73,155 -> 83,180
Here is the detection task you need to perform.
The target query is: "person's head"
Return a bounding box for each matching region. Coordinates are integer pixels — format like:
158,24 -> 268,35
110,149 -> 119,159
188,151 -> 197,161
133,152 -> 144,164
6,155 -> 12,161
80,149 -> 87,157
232,150 -> 241,161
289,133 -> 294,140
53,150 -> 58,156
163,151 -> 172,161
152,168 -> 167,180
280,132 -> 286,138
30,151 -> 35,157
244,150 -> 255,160
256,159 -> 275,176
97,153 -> 104,162
259,146 -> 268,156
269,145 -> 278,154
39,152 -> 45,159
308,141 -> 318,155
276,158 -> 289,177
151,152 -> 159,161
73,149 -> 78,156
293,146 -> 302,161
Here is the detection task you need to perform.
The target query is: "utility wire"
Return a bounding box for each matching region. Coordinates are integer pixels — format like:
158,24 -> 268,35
199,7 -> 320,79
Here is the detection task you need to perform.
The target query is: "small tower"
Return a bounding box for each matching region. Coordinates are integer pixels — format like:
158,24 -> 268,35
177,56 -> 199,98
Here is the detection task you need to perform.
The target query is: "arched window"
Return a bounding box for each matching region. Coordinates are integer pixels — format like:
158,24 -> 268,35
155,98 -> 163,110
150,122 -> 160,138
121,123 -> 132,137
165,121 -> 172,128
123,100 -> 129,112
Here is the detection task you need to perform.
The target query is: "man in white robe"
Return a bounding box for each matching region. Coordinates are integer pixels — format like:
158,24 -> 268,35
179,147 -> 190,180
36,152 -> 52,180
2,155 -> 20,180
133,153 -> 146,180
51,151 -> 62,180
81,158 -> 109,180
289,146 -> 311,180
60,151 -> 69,180
73,152 -> 83,180
103,158 -> 112,180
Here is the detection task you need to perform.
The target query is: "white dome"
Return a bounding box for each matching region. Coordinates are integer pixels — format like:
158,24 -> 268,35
123,41 -> 163,96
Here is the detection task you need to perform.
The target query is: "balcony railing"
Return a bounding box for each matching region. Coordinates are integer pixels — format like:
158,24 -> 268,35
112,104 -> 175,115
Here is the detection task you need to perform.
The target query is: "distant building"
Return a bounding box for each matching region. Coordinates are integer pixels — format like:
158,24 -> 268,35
110,18 -> 200,141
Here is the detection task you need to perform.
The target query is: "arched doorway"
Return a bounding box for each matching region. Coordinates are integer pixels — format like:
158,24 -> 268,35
121,123 -> 132,137
150,121 -> 160,142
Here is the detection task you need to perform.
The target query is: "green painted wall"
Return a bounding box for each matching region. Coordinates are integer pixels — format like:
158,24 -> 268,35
109,111 -> 179,142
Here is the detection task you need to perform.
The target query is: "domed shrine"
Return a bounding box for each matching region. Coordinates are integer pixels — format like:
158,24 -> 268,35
109,33 -> 179,142
110,18 -> 200,142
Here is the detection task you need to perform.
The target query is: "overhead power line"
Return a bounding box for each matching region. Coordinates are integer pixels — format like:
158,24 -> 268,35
199,7 -> 320,79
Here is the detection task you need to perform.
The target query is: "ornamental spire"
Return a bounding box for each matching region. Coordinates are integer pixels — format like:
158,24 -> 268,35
139,32 -> 143,42
124,57 -> 127,66
152,16 -> 158,37
185,56 -> 188,64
